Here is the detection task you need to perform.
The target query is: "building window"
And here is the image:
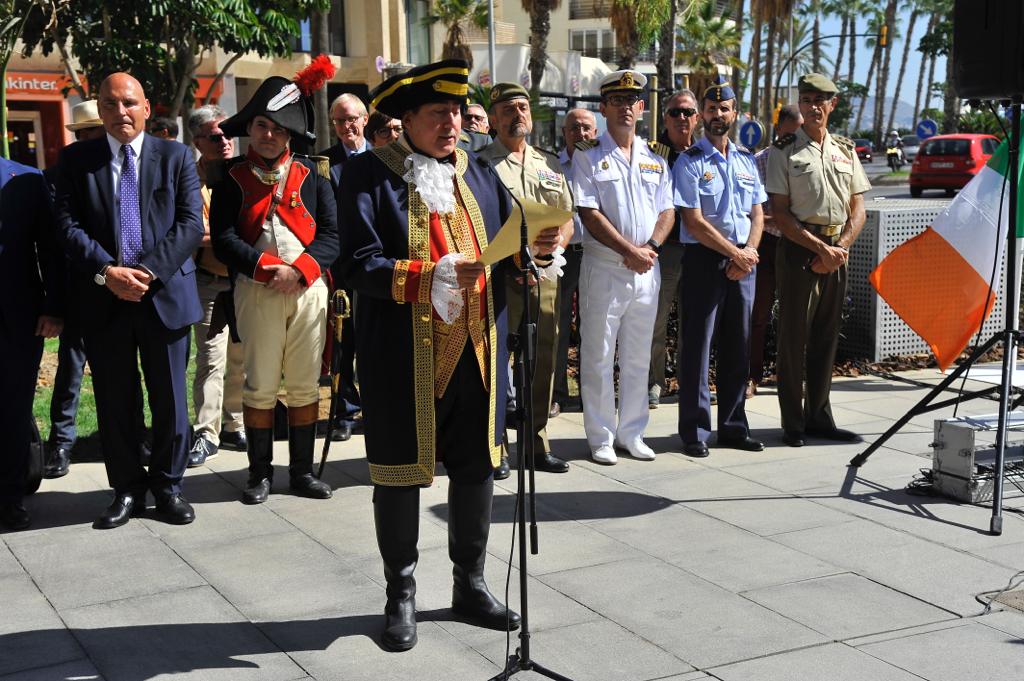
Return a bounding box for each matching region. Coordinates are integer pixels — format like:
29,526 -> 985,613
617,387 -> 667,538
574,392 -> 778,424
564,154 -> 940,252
406,0 -> 431,65
292,0 -> 346,56
569,0 -> 611,20
569,29 -> 615,62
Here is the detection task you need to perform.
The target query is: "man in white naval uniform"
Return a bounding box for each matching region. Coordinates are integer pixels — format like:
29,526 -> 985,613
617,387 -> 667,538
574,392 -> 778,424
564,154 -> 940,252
572,70 -> 675,465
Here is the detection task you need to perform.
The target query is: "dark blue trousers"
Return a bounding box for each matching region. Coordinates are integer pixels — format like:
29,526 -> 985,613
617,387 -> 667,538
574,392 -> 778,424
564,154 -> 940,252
0,326 -> 42,504
677,243 -> 754,444
84,301 -> 191,499
49,328 -> 148,449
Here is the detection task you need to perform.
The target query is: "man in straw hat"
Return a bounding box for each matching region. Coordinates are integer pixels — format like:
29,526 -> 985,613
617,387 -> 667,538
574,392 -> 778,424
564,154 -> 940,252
210,55 -> 339,505
336,59 -> 562,652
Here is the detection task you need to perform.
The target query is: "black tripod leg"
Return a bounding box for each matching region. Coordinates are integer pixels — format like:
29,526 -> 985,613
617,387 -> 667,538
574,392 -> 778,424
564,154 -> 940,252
850,334 -> 1001,467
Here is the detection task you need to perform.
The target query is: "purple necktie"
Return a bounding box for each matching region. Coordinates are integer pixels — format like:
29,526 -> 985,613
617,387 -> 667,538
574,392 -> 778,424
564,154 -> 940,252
119,144 -> 143,267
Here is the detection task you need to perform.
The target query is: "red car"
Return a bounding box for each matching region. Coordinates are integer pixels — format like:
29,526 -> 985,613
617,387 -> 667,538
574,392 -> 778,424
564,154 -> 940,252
853,138 -> 873,162
910,133 -> 1000,197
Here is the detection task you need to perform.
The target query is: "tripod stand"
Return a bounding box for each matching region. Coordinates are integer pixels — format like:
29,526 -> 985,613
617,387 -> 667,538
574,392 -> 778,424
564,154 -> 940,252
852,98 -> 1022,536
488,196 -> 573,681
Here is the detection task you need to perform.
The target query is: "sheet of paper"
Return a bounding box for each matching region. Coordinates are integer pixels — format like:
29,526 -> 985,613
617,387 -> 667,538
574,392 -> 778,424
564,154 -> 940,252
477,198 -> 572,266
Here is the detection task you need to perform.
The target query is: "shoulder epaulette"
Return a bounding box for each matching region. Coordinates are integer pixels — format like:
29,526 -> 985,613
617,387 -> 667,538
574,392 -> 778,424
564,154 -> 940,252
735,143 -> 754,155
536,146 -> 559,158
684,145 -> 702,157
307,154 -> 331,179
459,131 -> 471,143
832,134 -> 855,149
575,139 -> 599,152
647,140 -> 671,160
773,133 -> 797,150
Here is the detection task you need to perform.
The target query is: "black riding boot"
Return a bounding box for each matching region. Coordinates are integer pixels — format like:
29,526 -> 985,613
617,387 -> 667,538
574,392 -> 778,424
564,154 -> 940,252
373,485 -> 420,651
449,478 -> 521,631
242,407 -> 275,505
287,403 -> 332,499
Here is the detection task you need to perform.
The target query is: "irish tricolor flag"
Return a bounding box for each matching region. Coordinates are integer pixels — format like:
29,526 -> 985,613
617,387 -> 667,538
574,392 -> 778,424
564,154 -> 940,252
870,136 -> 1022,370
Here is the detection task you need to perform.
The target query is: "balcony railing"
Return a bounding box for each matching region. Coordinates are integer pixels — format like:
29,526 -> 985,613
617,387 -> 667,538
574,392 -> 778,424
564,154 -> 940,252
569,0 -> 612,20
577,46 -> 658,64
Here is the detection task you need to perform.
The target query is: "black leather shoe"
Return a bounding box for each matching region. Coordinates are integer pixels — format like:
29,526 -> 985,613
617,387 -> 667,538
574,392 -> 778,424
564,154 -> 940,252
382,597 -> 418,652
94,494 -> 144,529
219,430 -> 247,451
242,478 -> 271,505
0,502 -> 30,531
154,493 -> 195,525
43,445 -> 71,479
717,436 -> 765,452
683,441 -> 710,458
188,437 -> 218,468
493,454 -> 511,480
290,473 -> 333,499
530,451 -> 570,473
330,421 -> 352,442
806,427 -> 863,443
783,431 -> 806,447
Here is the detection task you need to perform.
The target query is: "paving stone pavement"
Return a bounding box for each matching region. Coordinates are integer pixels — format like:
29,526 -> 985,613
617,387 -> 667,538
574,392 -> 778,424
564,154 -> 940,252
2,368 -> 1023,680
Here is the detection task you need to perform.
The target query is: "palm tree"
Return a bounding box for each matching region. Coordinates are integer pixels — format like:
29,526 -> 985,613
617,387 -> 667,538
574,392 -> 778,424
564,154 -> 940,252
912,10 -> 937,120
523,0 -> 562,95
609,0 -> 672,70
871,0 -> 898,145
746,1 -> 763,120
823,0 -> 848,82
885,0 -> 919,135
656,0 -> 679,109
749,0 -> 797,122
675,0 -> 743,98
425,0 -> 488,69
853,7 -> 884,131
730,0 -> 744,105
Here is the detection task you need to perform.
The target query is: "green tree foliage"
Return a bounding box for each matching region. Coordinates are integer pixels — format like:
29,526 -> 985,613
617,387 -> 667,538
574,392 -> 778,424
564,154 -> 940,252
610,0 -> 672,69
16,0 -> 328,119
832,79 -> 867,132
675,0 -> 743,98
425,0 -> 488,70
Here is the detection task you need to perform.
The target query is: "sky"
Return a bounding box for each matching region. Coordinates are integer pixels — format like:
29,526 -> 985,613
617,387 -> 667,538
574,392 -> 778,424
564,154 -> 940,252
739,7 -> 947,109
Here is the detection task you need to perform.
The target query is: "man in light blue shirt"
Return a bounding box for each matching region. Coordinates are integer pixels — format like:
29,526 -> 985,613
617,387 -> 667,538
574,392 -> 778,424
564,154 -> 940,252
673,83 -> 766,458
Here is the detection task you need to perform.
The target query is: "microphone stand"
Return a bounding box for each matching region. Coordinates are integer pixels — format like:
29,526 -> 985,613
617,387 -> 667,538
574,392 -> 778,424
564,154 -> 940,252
484,165 -> 573,681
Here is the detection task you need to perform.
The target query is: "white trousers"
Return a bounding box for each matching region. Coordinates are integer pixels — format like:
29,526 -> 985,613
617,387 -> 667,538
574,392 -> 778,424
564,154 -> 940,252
579,252 -> 660,449
234,276 -> 328,409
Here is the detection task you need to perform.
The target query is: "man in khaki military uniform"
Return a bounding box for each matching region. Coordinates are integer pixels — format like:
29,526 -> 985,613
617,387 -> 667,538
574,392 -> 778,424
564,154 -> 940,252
765,73 -> 870,447
479,82 -> 574,476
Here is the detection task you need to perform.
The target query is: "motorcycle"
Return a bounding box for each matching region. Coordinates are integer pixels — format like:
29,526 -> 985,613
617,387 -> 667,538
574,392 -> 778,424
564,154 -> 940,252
886,146 -> 904,172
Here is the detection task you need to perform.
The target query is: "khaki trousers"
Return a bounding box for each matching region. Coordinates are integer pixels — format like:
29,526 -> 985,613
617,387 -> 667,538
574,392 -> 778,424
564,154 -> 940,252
234,276 -> 328,410
192,270 -> 244,443
505,273 -> 559,454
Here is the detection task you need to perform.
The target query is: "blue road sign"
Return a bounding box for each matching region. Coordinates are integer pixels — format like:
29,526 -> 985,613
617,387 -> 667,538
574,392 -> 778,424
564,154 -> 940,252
739,120 -> 764,148
916,118 -> 939,140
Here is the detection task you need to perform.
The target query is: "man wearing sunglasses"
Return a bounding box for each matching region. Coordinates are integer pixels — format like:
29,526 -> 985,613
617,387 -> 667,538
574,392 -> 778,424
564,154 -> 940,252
185,105 -> 246,468
674,83 -> 766,459
649,89 -> 699,409
573,70 -> 675,466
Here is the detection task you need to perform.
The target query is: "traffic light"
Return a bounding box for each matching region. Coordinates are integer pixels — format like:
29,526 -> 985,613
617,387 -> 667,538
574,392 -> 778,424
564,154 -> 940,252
879,25 -> 888,47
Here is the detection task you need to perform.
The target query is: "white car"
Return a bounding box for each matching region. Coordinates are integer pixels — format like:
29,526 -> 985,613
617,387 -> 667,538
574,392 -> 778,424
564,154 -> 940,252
902,134 -> 921,162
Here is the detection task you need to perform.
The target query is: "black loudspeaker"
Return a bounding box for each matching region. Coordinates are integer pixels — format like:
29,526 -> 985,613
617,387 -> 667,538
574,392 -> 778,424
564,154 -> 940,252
952,0 -> 1024,99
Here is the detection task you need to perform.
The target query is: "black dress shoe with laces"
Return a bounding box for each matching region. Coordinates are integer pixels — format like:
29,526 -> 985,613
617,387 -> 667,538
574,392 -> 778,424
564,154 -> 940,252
493,454 -> 511,480
0,502 -> 30,531
717,436 -> 765,452
330,421 -> 352,442
530,451 -> 570,473
219,430 -> 248,451
782,431 -> 806,447
805,427 -> 862,442
683,441 -> 710,458
94,493 -> 144,530
43,446 -> 71,479
154,493 -> 195,525
188,437 -> 218,468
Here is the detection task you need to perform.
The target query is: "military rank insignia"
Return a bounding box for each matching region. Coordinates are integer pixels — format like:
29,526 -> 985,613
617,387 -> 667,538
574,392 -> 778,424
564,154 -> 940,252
601,160 -> 609,170
702,171 -> 715,182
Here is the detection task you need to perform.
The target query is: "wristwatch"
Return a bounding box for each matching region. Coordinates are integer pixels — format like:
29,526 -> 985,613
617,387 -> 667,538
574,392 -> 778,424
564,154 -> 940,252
94,264 -> 112,286
645,238 -> 662,253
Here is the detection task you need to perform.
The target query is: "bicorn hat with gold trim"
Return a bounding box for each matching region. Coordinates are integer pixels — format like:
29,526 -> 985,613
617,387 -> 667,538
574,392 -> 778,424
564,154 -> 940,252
599,70 -> 647,96
370,59 -> 470,119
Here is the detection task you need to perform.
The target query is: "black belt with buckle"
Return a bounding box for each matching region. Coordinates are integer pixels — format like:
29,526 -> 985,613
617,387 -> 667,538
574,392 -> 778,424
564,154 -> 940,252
567,243 -> 584,253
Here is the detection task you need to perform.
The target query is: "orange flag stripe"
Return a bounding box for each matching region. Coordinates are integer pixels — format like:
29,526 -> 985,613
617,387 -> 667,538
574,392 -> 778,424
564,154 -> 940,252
870,227 -> 996,371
